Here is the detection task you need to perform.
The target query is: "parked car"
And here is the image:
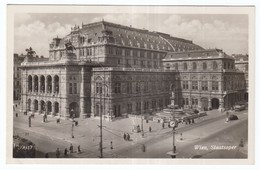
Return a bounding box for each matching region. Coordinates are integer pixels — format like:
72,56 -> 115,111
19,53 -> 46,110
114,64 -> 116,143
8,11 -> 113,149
228,114 -> 239,120
234,104 -> 246,111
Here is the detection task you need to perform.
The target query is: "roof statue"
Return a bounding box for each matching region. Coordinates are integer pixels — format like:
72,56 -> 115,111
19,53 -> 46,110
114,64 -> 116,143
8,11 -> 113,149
65,41 -> 76,53
25,47 -> 36,57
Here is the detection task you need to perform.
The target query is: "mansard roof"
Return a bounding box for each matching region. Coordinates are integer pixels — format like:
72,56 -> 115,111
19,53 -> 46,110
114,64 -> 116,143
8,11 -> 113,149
163,49 -> 233,61
50,21 -> 204,52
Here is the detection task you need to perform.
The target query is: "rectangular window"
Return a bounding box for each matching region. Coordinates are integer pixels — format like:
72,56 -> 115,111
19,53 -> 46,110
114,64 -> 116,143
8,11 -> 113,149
108,47 -> 114,55
96,82 -> 102,94
73,83 -> 77,94
136,102 -> 141,113
127,103 -> 132,113
116,48 -> 122,56
136,82 -> 140,93
202,81 -> 208,91
127,82 -> 132,94
152,100 -> 156,109
192,98 -> 198,105
192,81 -> 198,90
133,50 -> 137,57
144,101 -> 149,111
125,49 -> 130,56
183,81 -> 189,90
144,82 -> 148,92
69,83 -> 73,94
86,48 -> 92,56
212,81 -> 219,91
114,82 -> 121,94
159,99 -> 163,108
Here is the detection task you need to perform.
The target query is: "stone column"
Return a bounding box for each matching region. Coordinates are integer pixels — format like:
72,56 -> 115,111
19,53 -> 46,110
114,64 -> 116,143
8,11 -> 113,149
208,98 -> 212,110
219,81 -> 222,92
32,78 -> 35,93
39,78 -> 41,93
45,77 -> 48,93
38,102 -> 42,114
52,103 -> 55,116
52,79 -> 55,94
198,98 -> 202,111
80,67 -> 87,118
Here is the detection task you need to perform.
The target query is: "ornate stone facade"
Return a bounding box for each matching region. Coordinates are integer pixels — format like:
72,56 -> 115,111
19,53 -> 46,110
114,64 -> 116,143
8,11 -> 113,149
19,21 -> 247,120
163,49 -> 247,111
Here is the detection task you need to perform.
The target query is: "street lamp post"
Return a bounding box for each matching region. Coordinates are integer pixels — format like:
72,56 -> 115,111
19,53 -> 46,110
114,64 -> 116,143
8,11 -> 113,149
167,90 -> 177,158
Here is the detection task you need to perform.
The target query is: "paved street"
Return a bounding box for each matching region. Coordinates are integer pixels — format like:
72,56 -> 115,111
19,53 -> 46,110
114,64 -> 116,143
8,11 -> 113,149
13,103 -> 248,158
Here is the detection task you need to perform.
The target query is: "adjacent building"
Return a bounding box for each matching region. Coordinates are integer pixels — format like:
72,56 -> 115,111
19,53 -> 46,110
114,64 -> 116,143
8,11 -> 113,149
13,54 -> 26,100
232,54 -> 248,101
163,49 -> 247,111
19,21 -> 247,120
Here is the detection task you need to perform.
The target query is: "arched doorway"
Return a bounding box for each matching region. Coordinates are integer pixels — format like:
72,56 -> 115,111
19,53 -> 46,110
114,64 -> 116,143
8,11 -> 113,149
211,98 -> 219,109
27,99 -> 31,111
46,101 -> 52,115
34,100 -> 38,111
40,100 -> 46,112
54,102 -> 59,116
200,97 -> 208,111
69,102 -> 79,118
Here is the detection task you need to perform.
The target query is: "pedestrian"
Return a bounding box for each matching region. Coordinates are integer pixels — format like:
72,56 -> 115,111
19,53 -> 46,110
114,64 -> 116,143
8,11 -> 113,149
77,145 -> 81,153
188,119 -> 191,124
192,119 -> 194,124
162,123 -> 165,129
45,153 -> 49,158
110,141 -> 113,149
55,148 -> 60,158
44,113 -> 47,122
56,117 -> 60,123
142,144 -> 146,152
127,133 -> 130,141
168,123 -> 170,128
28,115 -> 31,127
123,133 -> 126,140
149,126 -> 152,132
15,113 -> 18,117
42,114 -> 45,123
64,148 -> 68,156
69,143 -> 73,153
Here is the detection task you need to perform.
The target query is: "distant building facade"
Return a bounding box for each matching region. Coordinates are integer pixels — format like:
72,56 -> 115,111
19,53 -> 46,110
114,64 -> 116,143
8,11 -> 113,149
232,54 -> 248,101
13,54 -> 26,100
19,21 -> 247,120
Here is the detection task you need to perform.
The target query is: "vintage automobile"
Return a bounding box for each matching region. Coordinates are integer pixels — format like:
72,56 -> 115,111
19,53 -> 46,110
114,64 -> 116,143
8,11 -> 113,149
228,114 -> 239,120
234,104 -> 246,111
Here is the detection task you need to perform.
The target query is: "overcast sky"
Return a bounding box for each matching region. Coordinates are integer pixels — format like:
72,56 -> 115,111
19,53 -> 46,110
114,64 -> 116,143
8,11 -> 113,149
14,13 -> 248,57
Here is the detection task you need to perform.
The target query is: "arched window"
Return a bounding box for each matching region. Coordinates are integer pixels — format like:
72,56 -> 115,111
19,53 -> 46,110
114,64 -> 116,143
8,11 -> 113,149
203,62 -> 207,70
183,63 -> 187,70
192,62 -> 197,70
213,61 -> 218,70
28,75 -> 32,92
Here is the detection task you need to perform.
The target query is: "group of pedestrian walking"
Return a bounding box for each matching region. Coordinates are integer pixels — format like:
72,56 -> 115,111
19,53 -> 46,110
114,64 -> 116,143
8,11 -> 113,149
123,133 -> 130,141
54,143 -> 82,158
